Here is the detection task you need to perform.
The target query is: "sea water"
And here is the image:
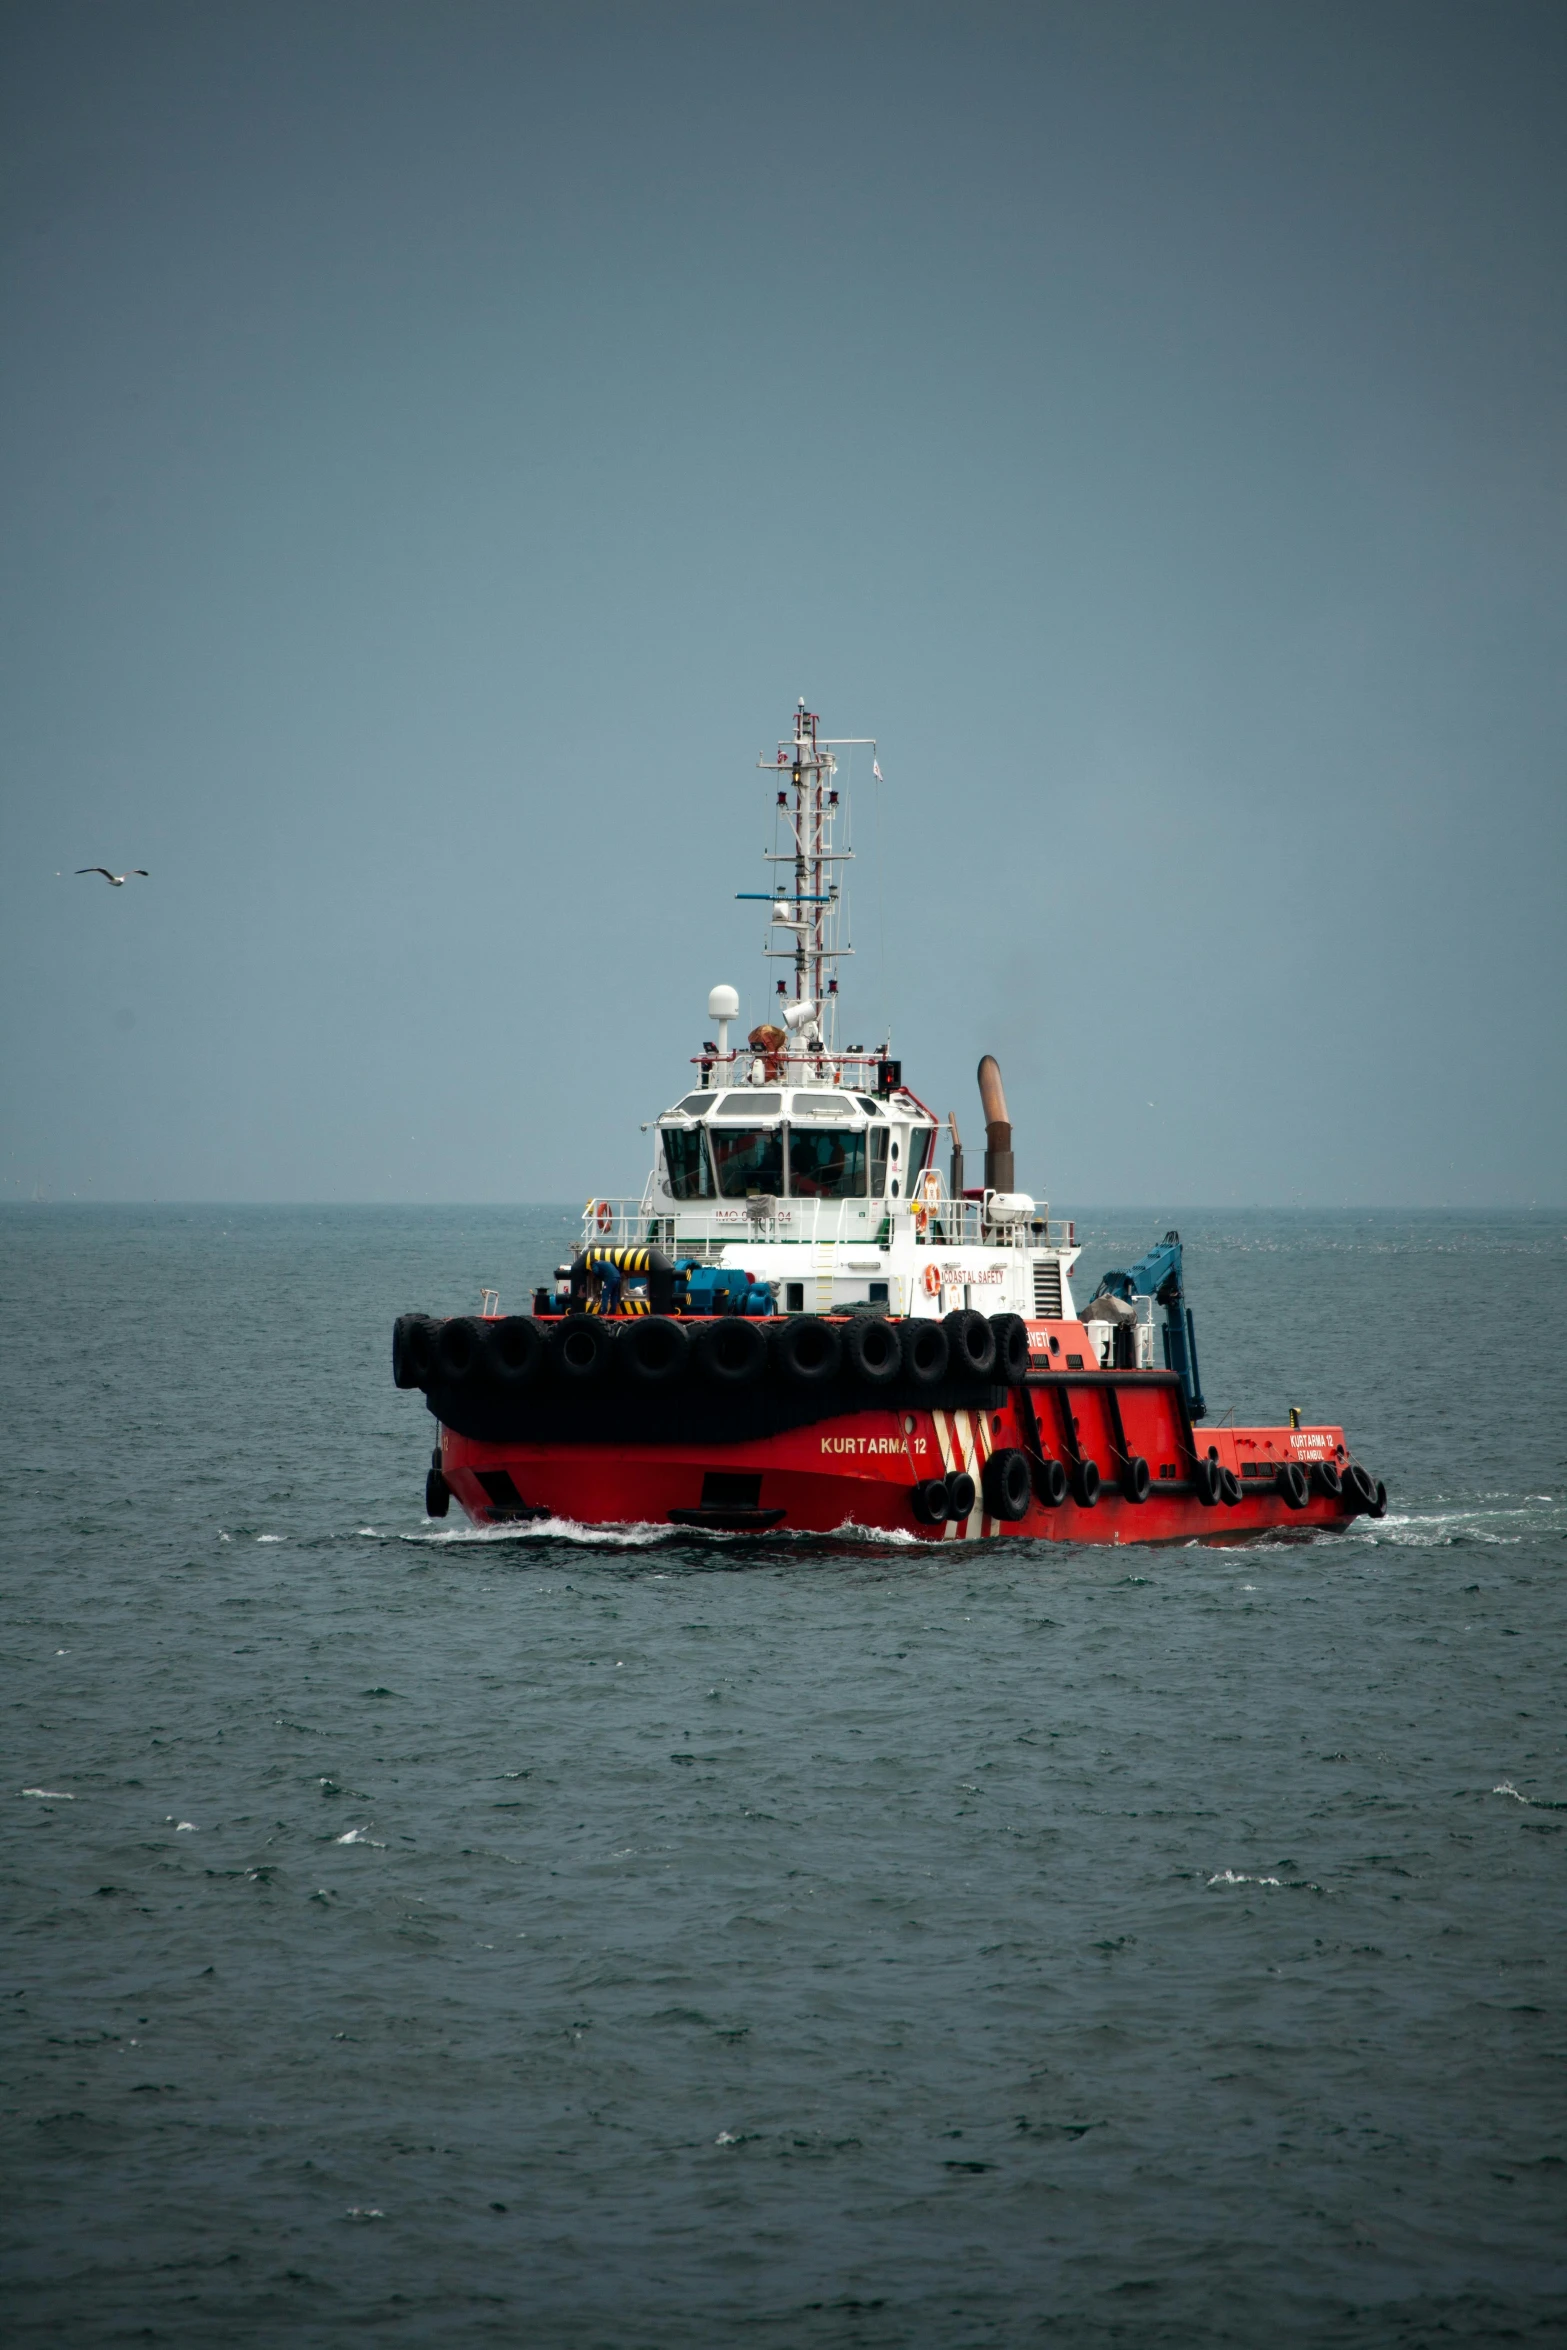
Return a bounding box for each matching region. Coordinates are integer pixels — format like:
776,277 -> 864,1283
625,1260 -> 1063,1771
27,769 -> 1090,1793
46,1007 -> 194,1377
3,1206 -> 1564,2346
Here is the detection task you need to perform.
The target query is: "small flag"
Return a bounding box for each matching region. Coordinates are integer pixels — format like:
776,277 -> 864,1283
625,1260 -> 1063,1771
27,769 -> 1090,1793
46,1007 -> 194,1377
872,759 -> 883,782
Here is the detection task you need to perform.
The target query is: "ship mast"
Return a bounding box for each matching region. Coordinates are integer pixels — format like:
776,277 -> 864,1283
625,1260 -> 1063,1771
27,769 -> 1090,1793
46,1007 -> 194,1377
741,698 -> 877,1064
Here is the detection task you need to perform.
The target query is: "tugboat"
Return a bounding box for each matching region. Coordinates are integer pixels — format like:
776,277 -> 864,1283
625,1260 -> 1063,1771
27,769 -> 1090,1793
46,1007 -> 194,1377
393,701 -> 1387,1542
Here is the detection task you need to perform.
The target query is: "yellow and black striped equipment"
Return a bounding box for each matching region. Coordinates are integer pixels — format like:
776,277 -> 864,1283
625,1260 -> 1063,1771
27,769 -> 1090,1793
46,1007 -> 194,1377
580,1245 -> 656,1314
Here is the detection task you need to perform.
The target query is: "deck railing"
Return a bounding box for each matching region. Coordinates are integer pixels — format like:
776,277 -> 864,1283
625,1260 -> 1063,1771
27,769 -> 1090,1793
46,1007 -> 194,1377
577,1191 -> 1063,1252
683,1047 -> 897,1091
910,1199 -> 1062,1248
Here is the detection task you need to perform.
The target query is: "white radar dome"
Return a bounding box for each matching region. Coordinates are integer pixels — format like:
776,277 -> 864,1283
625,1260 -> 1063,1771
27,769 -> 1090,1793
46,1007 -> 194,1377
707,984 -> 740,1022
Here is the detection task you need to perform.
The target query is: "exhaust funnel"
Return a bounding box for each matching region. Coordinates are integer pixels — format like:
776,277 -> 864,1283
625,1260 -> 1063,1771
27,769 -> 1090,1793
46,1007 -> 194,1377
977,1055 -> 1014,1194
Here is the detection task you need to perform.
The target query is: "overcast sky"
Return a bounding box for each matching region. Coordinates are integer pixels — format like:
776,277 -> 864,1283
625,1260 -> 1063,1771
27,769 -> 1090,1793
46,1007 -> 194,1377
2,1 -> 1562,1207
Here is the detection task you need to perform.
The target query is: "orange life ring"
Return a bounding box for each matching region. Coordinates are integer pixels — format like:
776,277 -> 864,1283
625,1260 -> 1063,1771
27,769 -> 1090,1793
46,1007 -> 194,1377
594,1199 -> 613,1234
922,1262 -> 943,1298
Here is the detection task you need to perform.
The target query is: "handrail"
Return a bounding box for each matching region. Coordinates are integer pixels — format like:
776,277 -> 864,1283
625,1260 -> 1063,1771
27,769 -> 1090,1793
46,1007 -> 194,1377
581,1198 -> 674,1247
578,1191 -> 1062,1252
683,1046 -> 905,1091
912,1198 -> 1050,1248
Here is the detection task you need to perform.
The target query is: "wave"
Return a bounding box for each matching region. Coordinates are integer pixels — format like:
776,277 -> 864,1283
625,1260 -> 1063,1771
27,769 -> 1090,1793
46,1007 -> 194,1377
1350,1497 -> 1565,1549
1492,1781 -> 1566,1810
250,1492 -> 1567,1563
390,1514 -> 930,1555
1207,1868 -> 1322,1891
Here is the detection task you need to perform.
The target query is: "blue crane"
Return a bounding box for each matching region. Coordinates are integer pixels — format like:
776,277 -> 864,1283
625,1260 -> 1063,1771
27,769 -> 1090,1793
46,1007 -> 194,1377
1087,1230 -> 1207,1421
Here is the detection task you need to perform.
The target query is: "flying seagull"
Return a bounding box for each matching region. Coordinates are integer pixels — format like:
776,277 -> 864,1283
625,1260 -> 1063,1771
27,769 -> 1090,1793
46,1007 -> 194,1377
76,868 -> 148,886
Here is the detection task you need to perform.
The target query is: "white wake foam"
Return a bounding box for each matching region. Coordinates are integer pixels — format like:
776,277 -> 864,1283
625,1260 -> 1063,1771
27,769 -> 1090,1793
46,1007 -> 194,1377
1207,1868 -> 1321,1890
398,1512 -> 927,1554
1492,1780 -> 1564,1808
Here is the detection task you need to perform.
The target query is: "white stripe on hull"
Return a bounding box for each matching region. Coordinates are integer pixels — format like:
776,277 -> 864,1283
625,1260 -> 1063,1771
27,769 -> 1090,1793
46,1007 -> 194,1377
930,1407 -> 999,1540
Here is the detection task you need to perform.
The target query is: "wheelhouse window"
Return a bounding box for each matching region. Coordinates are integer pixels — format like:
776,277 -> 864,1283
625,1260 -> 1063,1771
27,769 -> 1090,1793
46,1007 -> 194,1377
906,1126 -> 935,1186
869,1128 -> 890,1195
713,1092 -> 781,1116
787,1125 -> 869,1199
710,1125 -> 784,1198
662,1125 -> 714,1200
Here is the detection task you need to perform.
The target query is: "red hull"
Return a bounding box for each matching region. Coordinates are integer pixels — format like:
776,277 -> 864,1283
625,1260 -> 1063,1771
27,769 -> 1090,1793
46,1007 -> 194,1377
439,1385 -> 1362,1544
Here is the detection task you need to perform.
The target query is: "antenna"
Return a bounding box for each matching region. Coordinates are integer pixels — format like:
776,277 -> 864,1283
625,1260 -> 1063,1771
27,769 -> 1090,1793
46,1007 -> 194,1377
721,702 -> 881,1086
743,702 -> 877,1056
707,983 -> 739,1062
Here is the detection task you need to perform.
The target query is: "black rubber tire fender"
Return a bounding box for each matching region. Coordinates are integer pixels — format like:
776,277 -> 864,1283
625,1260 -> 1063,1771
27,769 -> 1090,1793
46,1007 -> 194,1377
901,1319 -> 949,1387
944,1469 -> 977,1522
844,1314 -> 902,1386
989,1313 -> 1030,1385
943,1309 -> 997,1381
394,1316 -> 425,1381
1370,1479 -> 1388,1519
394,1313 -> 439,1390
1277,1461 -> 1310,1509
694,1316 -> 769,1388
550,1314 -> 614,1384
1342,1463 -> 1376,1514
1120,1455 -> 1151,1504
435,1316 -> 484,1384
486,1315 -> 545,1387
1192,1456 -> 1222,1506
911,1477 -> 950,1525
981,1446 -> 1031,1521
1071,1457 -> 1101,1508
772,1315 -> 843,1386
1035,1456 -> 1069,1509
1219,1466 -> 1243,1505
425,1466 -> 450,1519
1311,1459 -> 1343,1500
619,1315 -> 689,1387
